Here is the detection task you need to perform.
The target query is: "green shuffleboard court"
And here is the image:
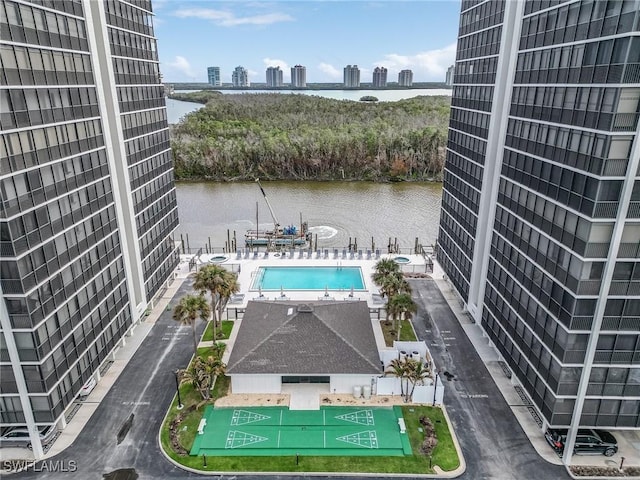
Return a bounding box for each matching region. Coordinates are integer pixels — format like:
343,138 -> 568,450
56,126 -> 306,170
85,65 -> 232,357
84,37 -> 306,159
190,406 -> 412,457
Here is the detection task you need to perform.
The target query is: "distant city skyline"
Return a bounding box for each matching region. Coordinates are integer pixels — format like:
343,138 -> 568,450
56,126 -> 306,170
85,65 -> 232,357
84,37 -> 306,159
155,1 -> 461,83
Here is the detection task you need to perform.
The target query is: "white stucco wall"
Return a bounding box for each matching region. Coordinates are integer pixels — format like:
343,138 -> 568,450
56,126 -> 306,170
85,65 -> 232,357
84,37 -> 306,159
231,374 -> 281,394
330,375 -> 377,394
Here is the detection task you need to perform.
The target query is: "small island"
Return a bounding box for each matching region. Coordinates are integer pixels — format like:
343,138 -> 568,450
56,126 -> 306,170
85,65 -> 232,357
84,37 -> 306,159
359,95 -> 379,102
169,91 -> 450,183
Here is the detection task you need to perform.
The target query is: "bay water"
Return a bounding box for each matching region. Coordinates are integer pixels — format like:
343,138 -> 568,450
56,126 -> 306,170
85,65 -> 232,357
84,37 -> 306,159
175,181 -> 443,253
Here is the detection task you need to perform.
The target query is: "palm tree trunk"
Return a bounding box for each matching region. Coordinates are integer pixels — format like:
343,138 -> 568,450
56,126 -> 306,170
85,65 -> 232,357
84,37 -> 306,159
191,323 -> 198,355
210,300 -> 217,341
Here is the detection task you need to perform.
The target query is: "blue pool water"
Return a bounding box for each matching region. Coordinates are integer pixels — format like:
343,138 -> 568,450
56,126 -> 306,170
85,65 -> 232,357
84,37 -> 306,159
253,266 -> 365,291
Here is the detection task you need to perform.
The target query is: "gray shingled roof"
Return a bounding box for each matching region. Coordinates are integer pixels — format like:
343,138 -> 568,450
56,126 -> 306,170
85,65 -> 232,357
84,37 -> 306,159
226,301 -> 381,375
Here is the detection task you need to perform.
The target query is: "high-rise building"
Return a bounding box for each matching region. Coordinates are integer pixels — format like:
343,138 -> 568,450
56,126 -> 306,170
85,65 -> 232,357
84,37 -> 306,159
372,67 -> 388,88
0,0 -> 179,458
207,66 -> 221,86
291,65 -> 307,88
398,70 -> 413,87
343,65 -> 360,88
231,66 -> 249,87
266,66 -> 283,87
438,0 -> 640,465
445,64 -> 455,87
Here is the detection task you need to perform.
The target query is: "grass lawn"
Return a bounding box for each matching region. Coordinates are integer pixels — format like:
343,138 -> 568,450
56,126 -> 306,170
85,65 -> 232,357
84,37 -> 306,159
161,375 -> 459,474
381,319 -> 417,346
202,321 -> 234,341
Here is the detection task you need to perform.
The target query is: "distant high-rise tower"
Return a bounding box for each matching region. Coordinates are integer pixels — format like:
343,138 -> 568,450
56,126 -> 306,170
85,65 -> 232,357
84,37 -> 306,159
438,0 -> 640,466
343,65 -> 360,88
232,66 -> 249,87
208,66 -> 221,86
445,64 -> 455,87
266,67 -> 284,87
0,0 -> 179,458
291,65 -> 307,88
398,70 -> 413,87
372,67 -> 388,88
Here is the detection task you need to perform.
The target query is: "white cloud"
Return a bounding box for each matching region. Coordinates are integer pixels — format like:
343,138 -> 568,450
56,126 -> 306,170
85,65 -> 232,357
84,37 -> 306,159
152,17 -> 165,28
173,8 -> 294,27
163,56 -> 196,80
317,63 -> 342,81
374,43 -> 457,81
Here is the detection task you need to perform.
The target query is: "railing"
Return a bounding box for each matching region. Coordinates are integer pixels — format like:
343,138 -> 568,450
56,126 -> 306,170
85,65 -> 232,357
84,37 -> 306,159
576,280 -> 602,295
627,202 -> 640,219
612,113 -> 639,132
617,243 -> 640,258
623,63 -> 640,83
592,202 -> 619,218
584,242 -> 610,258
602,158 -> 628,176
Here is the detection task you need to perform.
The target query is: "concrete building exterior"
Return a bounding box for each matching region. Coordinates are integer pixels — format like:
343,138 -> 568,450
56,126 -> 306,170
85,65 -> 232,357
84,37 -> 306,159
231,66 -> 249,87
445,64 -> 455,87
0,0 -> 179,458
291,65 -> 306,88
372,66 -> 388,88
343,65 -> 360,88
398,69 -> 413,87
207,66 -> 221,86
438,0 -> 640,465
266,66 -> 283,88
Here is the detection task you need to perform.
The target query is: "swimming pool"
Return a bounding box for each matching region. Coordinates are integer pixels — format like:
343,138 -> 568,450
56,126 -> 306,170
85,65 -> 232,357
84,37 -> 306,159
252,266 -> 365,291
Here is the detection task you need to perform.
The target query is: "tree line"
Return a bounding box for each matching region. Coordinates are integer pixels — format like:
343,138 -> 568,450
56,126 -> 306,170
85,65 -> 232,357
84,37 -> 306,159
169,92 -> 450,182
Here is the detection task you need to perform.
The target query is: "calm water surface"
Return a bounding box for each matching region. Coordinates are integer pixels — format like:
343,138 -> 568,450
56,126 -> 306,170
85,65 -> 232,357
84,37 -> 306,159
175,181 -> 442,252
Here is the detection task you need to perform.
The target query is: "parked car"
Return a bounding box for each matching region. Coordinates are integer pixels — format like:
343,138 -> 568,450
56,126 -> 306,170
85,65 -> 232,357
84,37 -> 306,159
78,376 -> 97,397
545,428 -> 618,456
0,425 -> 58,449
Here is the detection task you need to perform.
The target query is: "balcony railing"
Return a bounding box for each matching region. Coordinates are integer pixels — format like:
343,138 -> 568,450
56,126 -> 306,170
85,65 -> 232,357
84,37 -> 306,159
593,202 -> 619,218
602,158 -> 629,176
617,243 -> 640,258
623,63 -> 640,83
612,113 -> 639,132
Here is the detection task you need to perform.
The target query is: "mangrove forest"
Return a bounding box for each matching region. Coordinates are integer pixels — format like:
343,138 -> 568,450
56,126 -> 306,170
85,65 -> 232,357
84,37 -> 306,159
170,91 -> 450,182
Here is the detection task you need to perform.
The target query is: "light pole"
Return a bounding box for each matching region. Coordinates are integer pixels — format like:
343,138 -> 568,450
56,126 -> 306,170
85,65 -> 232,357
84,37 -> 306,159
175,370 -> 184,410
432,371 -> 439,406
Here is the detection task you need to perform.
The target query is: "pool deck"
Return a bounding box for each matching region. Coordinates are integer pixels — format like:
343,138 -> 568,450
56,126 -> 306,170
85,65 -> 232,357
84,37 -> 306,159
197,251 -> 431,309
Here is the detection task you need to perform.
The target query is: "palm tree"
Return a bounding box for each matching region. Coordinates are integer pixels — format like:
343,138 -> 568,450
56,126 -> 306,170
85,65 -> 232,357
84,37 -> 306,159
372,258 -> 400,289
385,358 -> 411,399
179,357 -> 211,400
209,341 -> 226,361
407,361 -> 432,401
172,295 -> 210,355
193,265 -> 239,341
387,292 -> 417,341
202,354 -> 226,392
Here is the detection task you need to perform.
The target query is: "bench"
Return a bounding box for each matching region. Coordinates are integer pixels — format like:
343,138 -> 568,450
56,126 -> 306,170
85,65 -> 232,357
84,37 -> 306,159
398,418 -> 406,434
198,419 -> 207,435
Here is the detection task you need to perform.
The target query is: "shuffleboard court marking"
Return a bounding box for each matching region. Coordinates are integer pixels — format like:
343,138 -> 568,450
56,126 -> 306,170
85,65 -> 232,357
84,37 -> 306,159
323,430 -> 326,448
277,430 -> 281,447
335,409 -> 375,426
323,409 -> 326,425
225,430 -> 268,449
231,409 -> 271,426
280,410 -> 283,425
336,431 -> 379,449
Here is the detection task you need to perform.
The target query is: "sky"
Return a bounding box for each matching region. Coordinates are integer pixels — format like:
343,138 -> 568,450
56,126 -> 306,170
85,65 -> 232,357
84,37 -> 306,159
153,1 -> 462,84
